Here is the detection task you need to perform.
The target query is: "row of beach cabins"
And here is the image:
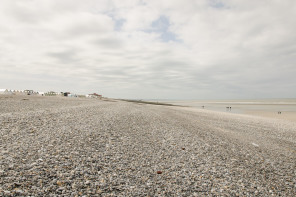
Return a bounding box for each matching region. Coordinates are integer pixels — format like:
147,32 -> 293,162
0,89 -> 102,99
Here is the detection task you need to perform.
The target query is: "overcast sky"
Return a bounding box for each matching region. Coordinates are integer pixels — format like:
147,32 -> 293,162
0,0 -> 295,99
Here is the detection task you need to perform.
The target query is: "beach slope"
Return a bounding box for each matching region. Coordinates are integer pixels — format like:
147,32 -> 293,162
0,96 -> 295,196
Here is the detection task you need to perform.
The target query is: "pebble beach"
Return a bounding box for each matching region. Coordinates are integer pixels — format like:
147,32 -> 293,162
0,95 -> 295,196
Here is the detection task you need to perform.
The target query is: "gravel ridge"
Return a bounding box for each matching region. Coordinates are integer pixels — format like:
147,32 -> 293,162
0,96 -> 295,196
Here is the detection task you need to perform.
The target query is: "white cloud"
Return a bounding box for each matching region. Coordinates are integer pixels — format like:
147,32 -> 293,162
0,0 -> 295,99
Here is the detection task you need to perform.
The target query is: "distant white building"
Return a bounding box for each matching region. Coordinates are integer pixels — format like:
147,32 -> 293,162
45,91 -> 58,96
15,90 -> 24,95
68,94 -> 78,97
86,93 -> 102,99
0,89 -> 12,94
24,90 -> 34,95
0,89 -> 7,94
38,92 -> 45,96
61,92 -> 71,97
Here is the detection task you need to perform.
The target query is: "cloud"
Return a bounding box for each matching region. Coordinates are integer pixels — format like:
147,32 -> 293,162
0,0 -> 295,99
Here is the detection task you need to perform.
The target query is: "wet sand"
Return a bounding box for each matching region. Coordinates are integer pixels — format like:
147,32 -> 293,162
166,99 -> 296,122
245,110 -> 296,122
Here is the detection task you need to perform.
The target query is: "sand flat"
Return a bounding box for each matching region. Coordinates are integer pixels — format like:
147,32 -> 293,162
166,99 -> 296,123
244,110 -> 296,122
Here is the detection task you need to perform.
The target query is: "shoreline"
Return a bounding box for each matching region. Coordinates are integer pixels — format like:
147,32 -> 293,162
164,99 -> 296,123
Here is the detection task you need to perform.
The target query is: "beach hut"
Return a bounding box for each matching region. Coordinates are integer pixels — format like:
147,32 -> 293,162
62,92 -> 71,97
86,93 -> 102,99
68,94 -> 78,97
38,92 -> 45,96
24,90 -> 34,95
45,91 -> 58,96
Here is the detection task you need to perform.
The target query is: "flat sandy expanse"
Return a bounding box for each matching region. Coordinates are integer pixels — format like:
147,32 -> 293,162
0,95 -> 295,196
167,99 -> 296,122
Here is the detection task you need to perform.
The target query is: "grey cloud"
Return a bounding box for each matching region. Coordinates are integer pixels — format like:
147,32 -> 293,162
93,37 -> 123,48
1,0 -> 296,99
47,50 -> 79,63
3,2 -> 51,24
67,24 -> 107,37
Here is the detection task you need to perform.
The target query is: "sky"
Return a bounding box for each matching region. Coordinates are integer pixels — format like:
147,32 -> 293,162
0,0 -> 295,99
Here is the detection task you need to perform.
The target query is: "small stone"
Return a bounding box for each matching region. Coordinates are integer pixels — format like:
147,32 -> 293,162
14,189 -> 24,194
8,164 -> 14,169
13,182 -> 21,187
57,180 -> 63,186
157,171 -> 162,174
96,189 -> 102,194
57,187 -> 65,192
30,162 -> 37,167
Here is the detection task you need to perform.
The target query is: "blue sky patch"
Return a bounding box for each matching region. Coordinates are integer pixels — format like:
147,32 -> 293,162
209,0 -> 225,8
114,18 -> 125,31
150,15 -> 180,42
